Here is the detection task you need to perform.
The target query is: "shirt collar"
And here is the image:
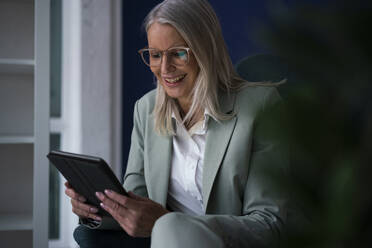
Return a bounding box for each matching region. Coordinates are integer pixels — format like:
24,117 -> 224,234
171,109 -> 214,136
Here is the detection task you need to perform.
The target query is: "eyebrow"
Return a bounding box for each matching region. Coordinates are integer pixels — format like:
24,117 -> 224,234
148,43 -> 188,50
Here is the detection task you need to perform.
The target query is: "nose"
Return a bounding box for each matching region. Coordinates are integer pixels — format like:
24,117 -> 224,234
160,53 -> 175,73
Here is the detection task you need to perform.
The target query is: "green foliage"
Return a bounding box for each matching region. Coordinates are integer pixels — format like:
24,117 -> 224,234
256,1 -> 372,247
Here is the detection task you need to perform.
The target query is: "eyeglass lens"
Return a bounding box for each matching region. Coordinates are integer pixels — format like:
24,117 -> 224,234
142,48 -> 188,67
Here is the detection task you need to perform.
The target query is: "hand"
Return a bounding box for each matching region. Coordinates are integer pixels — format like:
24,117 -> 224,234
64,182 -> 102,221
96,190 -> 170,237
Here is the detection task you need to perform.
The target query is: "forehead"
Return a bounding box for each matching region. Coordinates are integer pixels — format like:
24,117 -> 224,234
147,22 -> 186,49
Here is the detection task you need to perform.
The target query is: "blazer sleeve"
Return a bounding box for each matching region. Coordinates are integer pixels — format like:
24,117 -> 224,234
196,88 -> 290,248
123,100 -> 149,198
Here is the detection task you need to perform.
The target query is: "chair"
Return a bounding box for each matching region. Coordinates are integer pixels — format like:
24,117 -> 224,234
235,54 -> 292,98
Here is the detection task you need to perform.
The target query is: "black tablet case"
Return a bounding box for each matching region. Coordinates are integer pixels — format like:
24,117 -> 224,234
47,150 -> 128,217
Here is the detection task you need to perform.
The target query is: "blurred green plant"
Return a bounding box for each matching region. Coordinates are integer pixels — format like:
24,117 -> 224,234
256,1 -> 372,247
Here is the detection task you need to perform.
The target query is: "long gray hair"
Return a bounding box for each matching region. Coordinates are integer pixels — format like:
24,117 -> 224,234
144,0 -> 247,135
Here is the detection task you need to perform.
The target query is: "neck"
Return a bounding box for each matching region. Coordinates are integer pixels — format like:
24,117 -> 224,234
177,97 -> 192,116
176,102 -> 203,130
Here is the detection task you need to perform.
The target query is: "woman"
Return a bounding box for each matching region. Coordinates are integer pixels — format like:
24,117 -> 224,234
66,0 -> 289,247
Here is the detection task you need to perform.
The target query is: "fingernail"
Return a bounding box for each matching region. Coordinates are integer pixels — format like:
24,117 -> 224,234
104,189 -> 112,195
95,216 -> 102,221
100,202 -> 106,209
90,207 -> 98,213
95,192 -> 102,198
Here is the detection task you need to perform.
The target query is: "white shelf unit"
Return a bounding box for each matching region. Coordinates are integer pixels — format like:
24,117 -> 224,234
0,214 -> 33,231
0,136 -> 34,144
0,143 -> 34,246
0,0 -> 50,247
0,59 -> 34,75
0,230 -> 33,248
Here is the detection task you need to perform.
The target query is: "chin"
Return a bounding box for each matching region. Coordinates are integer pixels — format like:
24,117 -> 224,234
164,89 -> 184,100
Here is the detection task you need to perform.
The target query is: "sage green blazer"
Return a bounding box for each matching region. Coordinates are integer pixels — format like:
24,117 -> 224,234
123,85 -> 289,246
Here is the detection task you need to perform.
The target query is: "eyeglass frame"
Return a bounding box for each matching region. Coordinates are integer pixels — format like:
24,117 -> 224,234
138,46 -> 191,67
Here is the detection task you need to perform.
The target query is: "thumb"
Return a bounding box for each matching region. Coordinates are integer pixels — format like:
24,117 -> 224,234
128,191 -> 148,201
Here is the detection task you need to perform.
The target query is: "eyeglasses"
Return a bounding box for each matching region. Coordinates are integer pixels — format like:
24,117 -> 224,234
138,46 -> 191,67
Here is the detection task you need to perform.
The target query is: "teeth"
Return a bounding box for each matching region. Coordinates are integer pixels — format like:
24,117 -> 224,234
166,75 -> 185,83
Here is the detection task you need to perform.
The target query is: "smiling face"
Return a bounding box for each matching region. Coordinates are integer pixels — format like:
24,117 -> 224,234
147,22 -> 199,113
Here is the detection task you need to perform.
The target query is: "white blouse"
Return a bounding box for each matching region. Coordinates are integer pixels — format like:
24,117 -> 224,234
167,111 -> 212,216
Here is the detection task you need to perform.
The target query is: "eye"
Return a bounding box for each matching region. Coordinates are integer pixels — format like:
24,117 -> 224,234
150,51 -> 161,59
171,49 -> 188,60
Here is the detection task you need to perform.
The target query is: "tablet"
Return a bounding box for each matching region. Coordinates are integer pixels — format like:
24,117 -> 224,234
47,150 -> 128,217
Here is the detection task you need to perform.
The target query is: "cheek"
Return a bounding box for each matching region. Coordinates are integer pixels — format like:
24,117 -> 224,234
188,57 -> 200,78
150,67 -> 161,79
188,64 -> 199,83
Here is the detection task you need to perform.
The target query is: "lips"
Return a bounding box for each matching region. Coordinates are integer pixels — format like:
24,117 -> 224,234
163,74 -> 186,87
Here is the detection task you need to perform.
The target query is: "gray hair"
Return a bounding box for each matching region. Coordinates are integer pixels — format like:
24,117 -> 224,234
144,0 -> 249,135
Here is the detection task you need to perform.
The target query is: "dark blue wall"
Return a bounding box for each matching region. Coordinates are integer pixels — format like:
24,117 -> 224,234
122,1 -> 156,180
209,0 -> 271,63
121,1 -> 292,177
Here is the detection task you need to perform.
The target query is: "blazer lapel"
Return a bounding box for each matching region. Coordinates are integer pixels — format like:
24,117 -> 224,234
147,116 -> 172,206
202,91 -> 237,210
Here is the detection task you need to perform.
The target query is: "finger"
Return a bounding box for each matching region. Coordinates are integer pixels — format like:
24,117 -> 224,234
72,205 -> 102,221
71,198 -> 99,214
65,187 -> 86,202
103,190 -> 139,209
96,192 -> 150,238
65,181 -> 71,188
96,192 -> 134,220
99,192 -> 146,230
64,183 -> 86,202
97,199 -> 131,229
98,197 -> 128,223
70,198 -> 101,220
96,192 -> 124,212
100,200 -> 136,232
